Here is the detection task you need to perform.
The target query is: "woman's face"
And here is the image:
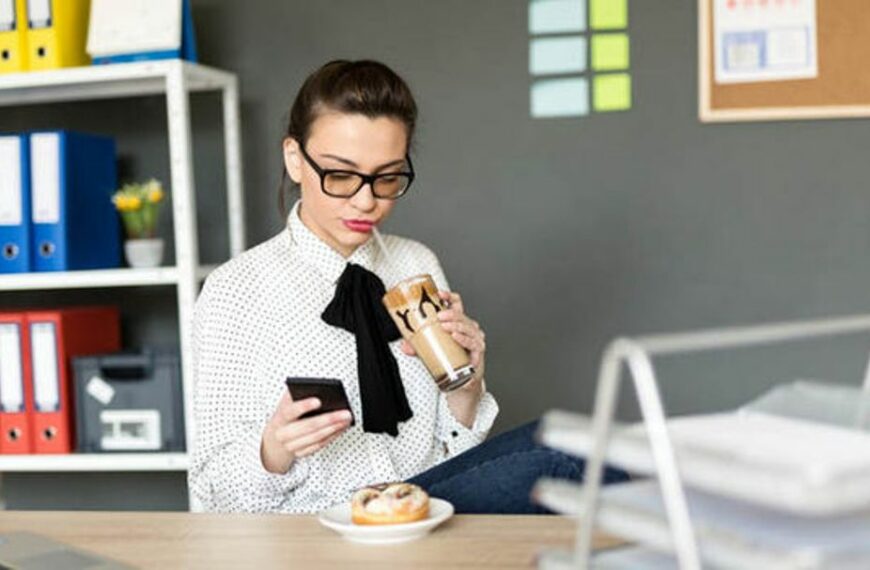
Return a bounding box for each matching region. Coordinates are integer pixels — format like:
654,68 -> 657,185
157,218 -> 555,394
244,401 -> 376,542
283,111 -> 409,258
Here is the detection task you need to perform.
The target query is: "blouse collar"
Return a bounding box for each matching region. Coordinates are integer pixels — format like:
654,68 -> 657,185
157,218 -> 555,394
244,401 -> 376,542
286,200 -> 379,284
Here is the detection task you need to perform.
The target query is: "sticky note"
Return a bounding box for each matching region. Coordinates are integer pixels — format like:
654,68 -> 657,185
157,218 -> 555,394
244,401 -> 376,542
590,0 -> 628,30
593,73 -> 631,112
529,36 -> 587,75
528,0 -> 586,35
531,77 -> 589,118
591,33 -> 629,71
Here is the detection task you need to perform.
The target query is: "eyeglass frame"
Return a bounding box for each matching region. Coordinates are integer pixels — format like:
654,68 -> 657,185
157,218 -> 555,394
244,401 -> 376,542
298,143 -> 415,200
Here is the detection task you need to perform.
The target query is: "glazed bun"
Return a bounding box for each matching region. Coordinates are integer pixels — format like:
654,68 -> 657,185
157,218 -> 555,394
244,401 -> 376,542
351,482 -> 430,525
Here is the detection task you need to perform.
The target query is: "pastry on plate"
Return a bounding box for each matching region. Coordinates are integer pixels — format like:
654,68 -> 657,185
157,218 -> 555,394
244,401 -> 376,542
351,482 -> 430,525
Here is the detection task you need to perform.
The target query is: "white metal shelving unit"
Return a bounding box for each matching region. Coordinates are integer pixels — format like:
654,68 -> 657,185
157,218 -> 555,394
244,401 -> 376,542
0,61 -> 245,495
534,313 -> 870,569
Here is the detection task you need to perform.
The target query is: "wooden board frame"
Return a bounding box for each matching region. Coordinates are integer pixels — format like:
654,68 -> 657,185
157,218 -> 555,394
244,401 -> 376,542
699,0 -> 870,122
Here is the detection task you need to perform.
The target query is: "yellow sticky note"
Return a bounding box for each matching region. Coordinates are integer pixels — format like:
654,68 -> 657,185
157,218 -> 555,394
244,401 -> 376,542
590,0 -> 628,30
591,34 -> 630,71
593,74 -> 632,112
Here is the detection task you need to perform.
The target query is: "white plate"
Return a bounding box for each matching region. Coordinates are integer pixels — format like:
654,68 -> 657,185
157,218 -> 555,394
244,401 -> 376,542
318,498 -> 454,544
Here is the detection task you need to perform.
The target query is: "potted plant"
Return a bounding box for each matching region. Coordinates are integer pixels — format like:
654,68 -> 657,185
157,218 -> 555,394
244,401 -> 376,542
112,179 -> 166,268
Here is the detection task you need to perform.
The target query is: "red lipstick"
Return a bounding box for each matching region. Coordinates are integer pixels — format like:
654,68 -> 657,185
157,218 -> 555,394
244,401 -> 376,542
343,219 -> 376,233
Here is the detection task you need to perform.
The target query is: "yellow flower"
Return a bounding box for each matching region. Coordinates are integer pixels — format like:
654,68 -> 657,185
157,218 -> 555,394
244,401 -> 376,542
114,195 -> 134,212
148,188 -> 164,204
127,196 -> 143,210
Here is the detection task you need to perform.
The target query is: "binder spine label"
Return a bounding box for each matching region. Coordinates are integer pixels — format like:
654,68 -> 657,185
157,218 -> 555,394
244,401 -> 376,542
0,323 -> 23,413
0,138 -> 22,226
30,133 -> 60,224
30,321 -> 59,412
26,0 -> 51,29
0,0 -> 14,32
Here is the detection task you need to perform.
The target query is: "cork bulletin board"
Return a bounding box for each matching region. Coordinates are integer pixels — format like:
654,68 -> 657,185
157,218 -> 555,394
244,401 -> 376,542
699,0 -> 870,122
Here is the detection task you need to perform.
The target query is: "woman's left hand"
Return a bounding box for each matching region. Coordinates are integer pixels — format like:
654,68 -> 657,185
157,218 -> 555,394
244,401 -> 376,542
399,290 -> 486,393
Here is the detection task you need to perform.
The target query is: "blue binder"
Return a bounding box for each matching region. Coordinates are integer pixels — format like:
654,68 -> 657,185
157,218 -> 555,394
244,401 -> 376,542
91,0 -> 197,65
0,133 -> 31,274
30,131 -> 120,272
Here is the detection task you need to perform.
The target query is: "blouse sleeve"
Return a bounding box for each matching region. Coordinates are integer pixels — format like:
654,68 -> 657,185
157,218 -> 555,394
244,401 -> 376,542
418,244 -> 500,456
188,272 -> 309,512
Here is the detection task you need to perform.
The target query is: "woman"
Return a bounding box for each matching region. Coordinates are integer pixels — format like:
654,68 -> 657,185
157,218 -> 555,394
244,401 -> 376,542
189,60 -> 625,514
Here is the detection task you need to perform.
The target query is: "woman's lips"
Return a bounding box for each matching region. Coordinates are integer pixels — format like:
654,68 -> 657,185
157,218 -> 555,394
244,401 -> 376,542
343,219 -> 377,233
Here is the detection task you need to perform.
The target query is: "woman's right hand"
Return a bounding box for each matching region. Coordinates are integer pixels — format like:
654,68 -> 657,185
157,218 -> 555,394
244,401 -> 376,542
260,391 -> 353,474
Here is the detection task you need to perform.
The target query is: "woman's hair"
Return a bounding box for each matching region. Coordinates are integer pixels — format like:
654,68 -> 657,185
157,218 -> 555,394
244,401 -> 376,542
278,59 -> 418,217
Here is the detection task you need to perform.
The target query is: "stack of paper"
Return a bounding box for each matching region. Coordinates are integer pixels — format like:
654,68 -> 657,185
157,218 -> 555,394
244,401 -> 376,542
537,409 -> 870,515
598,480 -> 870,570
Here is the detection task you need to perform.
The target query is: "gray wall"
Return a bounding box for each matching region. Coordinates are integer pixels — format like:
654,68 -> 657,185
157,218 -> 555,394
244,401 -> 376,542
5,0 -> 870,510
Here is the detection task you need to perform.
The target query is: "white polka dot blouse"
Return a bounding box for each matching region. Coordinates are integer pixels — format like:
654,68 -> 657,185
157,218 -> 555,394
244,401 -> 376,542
188,201 -> 499,513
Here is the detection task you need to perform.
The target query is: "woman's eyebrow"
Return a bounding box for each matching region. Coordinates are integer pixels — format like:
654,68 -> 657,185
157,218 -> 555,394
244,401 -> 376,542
320,153 -> 407,171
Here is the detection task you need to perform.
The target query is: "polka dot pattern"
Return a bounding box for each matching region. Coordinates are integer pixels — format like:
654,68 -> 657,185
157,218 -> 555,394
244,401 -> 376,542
188,201 -> 499,513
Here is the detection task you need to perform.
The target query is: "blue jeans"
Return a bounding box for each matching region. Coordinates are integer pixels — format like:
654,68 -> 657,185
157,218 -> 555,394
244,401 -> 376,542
409,420 -> 629,514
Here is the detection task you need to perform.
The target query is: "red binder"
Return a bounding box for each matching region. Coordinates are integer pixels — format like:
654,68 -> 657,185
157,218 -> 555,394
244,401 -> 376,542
0,312 -> 33,454
27,306 -> 121,454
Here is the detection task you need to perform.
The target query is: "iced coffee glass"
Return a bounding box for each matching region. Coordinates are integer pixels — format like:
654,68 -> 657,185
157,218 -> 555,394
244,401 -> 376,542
382,274 -> 475,392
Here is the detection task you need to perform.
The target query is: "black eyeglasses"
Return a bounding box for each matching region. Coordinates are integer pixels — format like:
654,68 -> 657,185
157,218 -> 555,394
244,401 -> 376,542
299,144 -> 415,200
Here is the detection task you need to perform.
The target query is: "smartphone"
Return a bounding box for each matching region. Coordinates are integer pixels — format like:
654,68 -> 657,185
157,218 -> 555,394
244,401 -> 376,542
285,377 -> 355,426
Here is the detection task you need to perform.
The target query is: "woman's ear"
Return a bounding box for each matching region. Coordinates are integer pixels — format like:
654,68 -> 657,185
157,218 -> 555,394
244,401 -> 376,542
283,137 -> 303,184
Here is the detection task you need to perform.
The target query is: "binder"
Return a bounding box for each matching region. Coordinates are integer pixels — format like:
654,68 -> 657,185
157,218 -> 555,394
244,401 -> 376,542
0,133 -> 32,274
27,306 -> 120,454
30,130 -> 120,272
0,0 -> 29,73
25,0 -> 90,71
0,312 -> 32,454
88,0 -> 197,65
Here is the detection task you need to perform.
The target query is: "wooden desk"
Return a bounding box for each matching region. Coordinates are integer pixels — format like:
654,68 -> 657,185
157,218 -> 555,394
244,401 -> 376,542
0,511 -> 618,569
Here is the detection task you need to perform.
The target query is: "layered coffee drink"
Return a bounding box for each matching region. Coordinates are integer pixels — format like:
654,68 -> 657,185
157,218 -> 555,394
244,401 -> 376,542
382,274 -> 475,391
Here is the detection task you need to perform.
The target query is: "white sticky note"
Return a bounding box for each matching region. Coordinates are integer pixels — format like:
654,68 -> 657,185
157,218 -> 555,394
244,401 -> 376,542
531,77 -> 589,118
529,36 -> 587,76
529,0 -> 586,34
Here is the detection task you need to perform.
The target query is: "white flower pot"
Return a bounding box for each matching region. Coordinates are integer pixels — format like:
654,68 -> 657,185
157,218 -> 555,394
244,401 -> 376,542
125,238 -> 164,269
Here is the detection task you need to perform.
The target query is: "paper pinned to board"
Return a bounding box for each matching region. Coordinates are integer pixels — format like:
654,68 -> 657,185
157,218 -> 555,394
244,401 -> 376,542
714,0 -> 818,84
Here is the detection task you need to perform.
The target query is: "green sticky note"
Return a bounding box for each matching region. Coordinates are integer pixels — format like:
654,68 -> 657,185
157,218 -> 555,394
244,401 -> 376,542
591,0 -> 628,30
591,33 -> 630,71
593,73 -> 632,112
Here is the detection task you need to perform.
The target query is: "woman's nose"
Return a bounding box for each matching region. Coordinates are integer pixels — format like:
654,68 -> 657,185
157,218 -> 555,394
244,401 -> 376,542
350,182 -> 377,211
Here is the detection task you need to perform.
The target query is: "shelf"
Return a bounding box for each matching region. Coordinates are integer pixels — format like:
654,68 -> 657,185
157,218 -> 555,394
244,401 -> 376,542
0,452 -> 189,472
0,265 -> 216,291
0,60 -> 236,106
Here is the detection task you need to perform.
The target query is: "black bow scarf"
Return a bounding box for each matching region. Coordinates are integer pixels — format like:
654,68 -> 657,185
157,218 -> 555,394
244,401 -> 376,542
321,264 -> 413,436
